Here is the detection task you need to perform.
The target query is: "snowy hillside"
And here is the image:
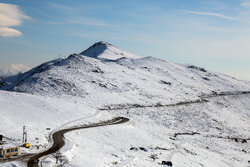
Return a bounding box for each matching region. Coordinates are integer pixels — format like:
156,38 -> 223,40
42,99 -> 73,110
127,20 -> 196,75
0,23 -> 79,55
1,41 -> 249,109
0,42 -> 250,167
0,90 -> 249,167
81,41 -> 140,60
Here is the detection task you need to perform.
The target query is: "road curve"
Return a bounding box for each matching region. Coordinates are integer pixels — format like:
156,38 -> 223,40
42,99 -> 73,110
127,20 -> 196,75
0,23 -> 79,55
27,117 -> 129,167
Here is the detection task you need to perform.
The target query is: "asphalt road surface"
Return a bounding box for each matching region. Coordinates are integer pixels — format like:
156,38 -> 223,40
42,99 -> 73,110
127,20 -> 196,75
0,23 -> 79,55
27,117 -> 129,167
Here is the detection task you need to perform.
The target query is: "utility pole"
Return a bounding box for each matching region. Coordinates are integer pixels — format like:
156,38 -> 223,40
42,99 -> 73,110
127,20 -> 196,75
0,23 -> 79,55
23,126 -> 27,143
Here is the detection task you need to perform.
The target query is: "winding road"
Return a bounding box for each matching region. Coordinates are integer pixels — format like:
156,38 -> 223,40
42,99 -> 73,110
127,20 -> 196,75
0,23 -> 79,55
2,91 -> 249,166
27,117 -> 129,167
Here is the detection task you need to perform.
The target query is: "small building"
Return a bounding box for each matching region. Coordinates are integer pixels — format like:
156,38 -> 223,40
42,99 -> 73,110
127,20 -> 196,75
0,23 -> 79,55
0,146 -> 20,158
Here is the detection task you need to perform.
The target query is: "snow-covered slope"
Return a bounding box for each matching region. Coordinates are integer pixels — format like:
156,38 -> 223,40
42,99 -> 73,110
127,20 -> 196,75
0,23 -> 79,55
61,94 -> 250,167
0,90 -> 249,167
1,41 -> 249,109
0,42 -> 250,167
80,41 -> 140,60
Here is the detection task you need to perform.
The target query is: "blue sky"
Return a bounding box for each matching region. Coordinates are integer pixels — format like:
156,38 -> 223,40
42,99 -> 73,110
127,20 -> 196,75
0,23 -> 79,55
0,0 -> 250,80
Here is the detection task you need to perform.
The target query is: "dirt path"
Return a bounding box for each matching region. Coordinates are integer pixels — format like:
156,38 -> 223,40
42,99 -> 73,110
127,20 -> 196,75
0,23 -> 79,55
27,117 -> 129,167
100,91 -> 250,111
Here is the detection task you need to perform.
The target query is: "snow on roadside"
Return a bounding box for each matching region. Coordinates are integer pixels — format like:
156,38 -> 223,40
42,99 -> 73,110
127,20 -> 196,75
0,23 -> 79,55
0,90 -> 97,154
0,161 -> 25,167
51,94 -> 250,167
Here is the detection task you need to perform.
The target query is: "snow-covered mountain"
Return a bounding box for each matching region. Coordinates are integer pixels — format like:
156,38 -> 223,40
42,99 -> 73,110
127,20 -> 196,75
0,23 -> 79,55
1,41 -> 249,108
0,42 -> 250,167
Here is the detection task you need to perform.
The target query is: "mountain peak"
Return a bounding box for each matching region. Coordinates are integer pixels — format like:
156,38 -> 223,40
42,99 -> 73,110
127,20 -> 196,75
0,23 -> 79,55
80,41 -> 141,61
93,41 -> 112,46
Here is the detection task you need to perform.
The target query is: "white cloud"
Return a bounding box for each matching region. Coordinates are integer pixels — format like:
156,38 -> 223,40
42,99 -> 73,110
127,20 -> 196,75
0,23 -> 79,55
47,2 -> 110,27
0,27 -> 22,37
0,3 -> 30,37
241,0 -> 250,7
0,64 -> 30,76
180,10 -> 238,20
47,17 -> 110,27
48,2 -> 74,11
